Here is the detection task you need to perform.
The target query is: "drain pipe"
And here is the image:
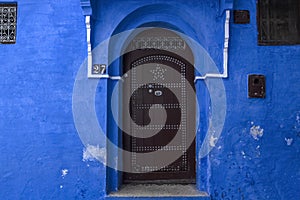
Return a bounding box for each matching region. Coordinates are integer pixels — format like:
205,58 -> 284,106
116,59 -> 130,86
85,11 -> 230,80
85,15 -> 93,77
194,10 -> 230,82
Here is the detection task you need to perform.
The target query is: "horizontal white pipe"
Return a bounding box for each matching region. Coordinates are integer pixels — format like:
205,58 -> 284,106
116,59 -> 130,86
88,74 -> 123,80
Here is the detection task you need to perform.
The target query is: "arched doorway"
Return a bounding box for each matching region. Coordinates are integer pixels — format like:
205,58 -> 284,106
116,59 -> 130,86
122,28 -> 196,183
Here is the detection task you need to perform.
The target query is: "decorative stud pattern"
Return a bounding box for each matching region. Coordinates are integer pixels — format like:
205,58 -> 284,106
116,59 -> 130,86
131,37 -> 186,50
133,103 -> 181,109
150,64 -> 167,81
130,54 -> 189,173
136,124 -> 180,130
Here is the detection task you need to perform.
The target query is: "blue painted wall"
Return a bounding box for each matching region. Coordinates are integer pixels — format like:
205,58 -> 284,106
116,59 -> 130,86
0,0 -> 299,200
0,0 -> 105,199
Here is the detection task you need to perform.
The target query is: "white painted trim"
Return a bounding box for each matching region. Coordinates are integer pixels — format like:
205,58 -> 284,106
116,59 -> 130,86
85,15 -> 94,78
194,10 -> 230,82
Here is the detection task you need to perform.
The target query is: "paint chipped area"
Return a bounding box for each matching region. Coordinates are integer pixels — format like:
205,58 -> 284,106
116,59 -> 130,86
241,151 -> 246,158
285,138 -> 293,146
250,125 -> 264,140
61,169 -> 68,178
209,136 -> 218,147
295,112 -> 300,133
82,144 -> 106,163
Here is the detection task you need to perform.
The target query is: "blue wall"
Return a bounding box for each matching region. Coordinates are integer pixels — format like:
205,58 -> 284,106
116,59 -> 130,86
0,0 -> 105,199
0,0 -> 299,199
210,0 -> 300,199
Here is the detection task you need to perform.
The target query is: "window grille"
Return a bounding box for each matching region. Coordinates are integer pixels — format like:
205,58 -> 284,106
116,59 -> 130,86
0,3 -> 17,44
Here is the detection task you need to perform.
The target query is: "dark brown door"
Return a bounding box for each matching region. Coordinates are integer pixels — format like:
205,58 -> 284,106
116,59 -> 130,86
122,48 -> 196,183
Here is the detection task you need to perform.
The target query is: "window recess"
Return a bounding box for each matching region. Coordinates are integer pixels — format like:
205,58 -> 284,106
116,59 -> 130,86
257,0 -> 300,45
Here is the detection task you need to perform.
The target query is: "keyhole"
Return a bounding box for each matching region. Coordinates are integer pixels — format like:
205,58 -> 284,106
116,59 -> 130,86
155,90 -> 163,96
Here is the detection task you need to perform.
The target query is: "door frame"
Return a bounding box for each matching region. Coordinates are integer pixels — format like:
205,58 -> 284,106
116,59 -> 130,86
105,26 -> 210,194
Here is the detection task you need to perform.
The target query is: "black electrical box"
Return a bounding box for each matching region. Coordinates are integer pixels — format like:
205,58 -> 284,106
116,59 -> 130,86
234,10 -> 250,24
248,74 -> 265,98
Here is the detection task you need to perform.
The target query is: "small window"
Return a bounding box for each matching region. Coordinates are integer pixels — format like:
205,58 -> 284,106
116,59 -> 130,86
0,3 -> 17,44
257,0 -> 300,45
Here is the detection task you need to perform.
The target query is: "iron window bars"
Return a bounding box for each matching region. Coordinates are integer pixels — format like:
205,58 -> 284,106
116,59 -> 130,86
0,3 -> 17,44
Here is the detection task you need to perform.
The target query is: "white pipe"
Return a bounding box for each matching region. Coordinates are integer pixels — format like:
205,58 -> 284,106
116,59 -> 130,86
109,75 -> 122,80
194,10 -> 230,82
85,16 -> 93,77
85,10 -> 231,81
91,74 -> 123,80
85,15 -> 121,80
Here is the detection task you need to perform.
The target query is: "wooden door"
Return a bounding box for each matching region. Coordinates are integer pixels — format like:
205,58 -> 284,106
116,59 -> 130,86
122,48 -> 196,183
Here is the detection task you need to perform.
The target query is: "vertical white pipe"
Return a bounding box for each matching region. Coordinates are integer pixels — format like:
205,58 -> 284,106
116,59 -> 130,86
223,10 -> 230,78
85,16 -> 92,77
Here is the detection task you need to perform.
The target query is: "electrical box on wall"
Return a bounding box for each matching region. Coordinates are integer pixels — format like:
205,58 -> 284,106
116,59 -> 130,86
248,74 -> 265,98
233,10 -> 250,24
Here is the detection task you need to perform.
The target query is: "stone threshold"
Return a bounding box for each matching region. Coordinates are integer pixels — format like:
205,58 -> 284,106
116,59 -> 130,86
106,184 -> 210,199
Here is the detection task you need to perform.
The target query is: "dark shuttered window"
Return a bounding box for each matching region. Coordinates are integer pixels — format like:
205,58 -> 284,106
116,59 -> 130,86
257,0 -> 300,45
